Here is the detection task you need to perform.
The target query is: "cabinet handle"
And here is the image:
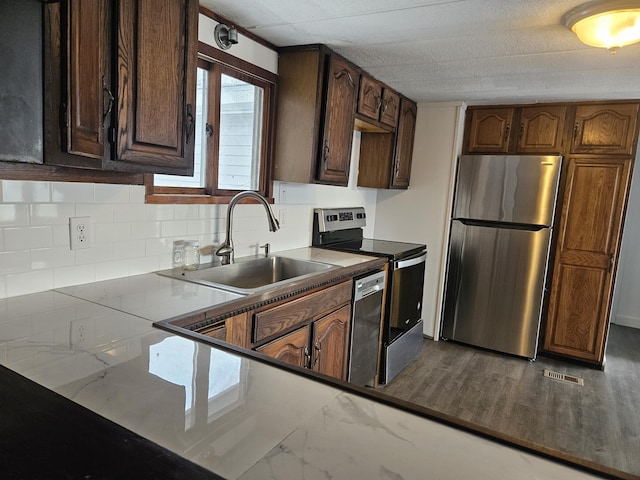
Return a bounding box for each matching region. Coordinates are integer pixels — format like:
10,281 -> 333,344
185,104 -> 195,144
503,124 -> 511,142
518,123 -> 524,140
323,141 -> 330,163
205,123 -> 213,137
573,122 -> 579,141
374,94 -> 383,114
313,341 -> 321,366
303,346 -> 311,368
102,76 -> 114,125
609,254 -> 615,272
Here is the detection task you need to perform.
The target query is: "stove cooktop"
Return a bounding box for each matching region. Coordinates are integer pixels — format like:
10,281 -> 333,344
322,238 -> 425,261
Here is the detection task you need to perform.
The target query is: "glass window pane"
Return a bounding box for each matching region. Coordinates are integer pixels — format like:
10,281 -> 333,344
218,74 -> 263,191
154,67 -> 208,188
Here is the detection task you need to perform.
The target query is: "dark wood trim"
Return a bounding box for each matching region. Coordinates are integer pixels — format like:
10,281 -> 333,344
198,6 -> 278,52
0,161 -> 143,184
145,193 -> 274,205
198,41 -> 278,85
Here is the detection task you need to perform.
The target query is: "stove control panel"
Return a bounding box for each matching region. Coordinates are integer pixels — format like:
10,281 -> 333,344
314,207 -> 366,233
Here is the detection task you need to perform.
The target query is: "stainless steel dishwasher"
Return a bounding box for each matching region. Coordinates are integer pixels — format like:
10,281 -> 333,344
348,270 -> 386,387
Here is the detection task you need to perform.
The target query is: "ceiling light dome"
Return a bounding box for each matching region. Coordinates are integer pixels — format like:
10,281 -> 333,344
563,0 -> 640,51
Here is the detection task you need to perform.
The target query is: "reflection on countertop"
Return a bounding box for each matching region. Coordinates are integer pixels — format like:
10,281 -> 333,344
0,250 -> 603,479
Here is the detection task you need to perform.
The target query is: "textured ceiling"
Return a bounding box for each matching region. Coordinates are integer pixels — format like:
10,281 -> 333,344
199,0 -> 640,104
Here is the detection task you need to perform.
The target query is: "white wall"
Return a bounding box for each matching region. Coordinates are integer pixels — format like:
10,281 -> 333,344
374,102 -> 466,338
612,149 -> 640,329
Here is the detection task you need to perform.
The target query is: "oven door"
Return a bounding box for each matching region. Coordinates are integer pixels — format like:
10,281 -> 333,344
387,251 -> 426,344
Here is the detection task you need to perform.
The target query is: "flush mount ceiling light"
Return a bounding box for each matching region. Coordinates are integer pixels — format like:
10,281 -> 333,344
214,23 -> 239,50
563,0 -> 640,52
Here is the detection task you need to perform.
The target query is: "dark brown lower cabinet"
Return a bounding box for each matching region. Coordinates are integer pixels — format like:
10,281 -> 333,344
543,157 -> 632,363
256,304 -> 351,380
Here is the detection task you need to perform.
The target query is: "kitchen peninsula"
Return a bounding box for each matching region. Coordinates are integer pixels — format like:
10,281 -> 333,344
0,248 -> 612,479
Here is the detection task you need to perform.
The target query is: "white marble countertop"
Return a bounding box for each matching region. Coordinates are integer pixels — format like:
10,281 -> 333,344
0,248 -> 603,479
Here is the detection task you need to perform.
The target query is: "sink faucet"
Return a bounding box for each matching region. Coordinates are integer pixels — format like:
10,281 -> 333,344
215,191 -> 280,264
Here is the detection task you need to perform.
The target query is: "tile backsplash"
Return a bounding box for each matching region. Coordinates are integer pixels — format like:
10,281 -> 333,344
0,180 -> 313,299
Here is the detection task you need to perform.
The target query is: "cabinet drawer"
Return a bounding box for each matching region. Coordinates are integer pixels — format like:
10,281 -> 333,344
254,281 -> 352,343
197,323 -> 227,341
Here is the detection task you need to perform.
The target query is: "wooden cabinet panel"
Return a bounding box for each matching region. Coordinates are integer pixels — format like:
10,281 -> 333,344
391,98 -> 417,189
357,74 -> 383,122
254,281 -> 352,343
256,326 -> 311,369
115,0 -> 197,173
67,0 -> 110,159
311,304 -> 351,380
357,133 -> 394,188
517,105 -> 566,154
357,74 -> 399,128
198,323 -> 227,341
274,47 -> 357,186
43,0 -> 197,175
467,108 -> 513,153
543,157 -> 631,363
571,104 -> 639,155
317,55 -> 359,185
380,89 -> 400,127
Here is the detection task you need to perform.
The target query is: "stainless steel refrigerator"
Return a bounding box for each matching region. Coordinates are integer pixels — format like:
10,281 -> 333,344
441,154 -> 562,359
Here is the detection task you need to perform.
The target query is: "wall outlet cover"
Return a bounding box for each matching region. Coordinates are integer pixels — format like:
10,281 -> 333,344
69,216 -> 91,250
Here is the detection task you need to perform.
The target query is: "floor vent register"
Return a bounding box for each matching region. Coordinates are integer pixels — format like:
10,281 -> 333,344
543,369 -> 584,386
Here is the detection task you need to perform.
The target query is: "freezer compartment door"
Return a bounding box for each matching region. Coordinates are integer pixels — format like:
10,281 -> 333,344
442,220 -> 552,358
453,155 -> 562,226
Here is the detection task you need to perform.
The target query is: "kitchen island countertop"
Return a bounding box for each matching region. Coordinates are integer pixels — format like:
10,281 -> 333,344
0,247 -> 605,479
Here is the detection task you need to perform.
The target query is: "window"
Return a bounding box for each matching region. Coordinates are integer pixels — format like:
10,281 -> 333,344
148,52 -> 275,203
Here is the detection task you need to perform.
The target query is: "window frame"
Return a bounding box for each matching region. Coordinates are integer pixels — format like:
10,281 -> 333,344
146,42 -> 277,204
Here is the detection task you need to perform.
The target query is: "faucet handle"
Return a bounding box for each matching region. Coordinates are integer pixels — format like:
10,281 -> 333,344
260,243 -> 270,257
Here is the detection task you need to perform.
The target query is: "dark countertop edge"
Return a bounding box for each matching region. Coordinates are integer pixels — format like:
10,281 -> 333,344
0,364 -> 224,480
155,324 -> 631,480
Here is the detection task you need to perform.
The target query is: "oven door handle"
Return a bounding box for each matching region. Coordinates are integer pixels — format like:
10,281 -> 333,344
394,252 -> 427,270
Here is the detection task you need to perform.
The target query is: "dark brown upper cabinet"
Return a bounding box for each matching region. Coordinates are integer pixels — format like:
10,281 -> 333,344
273,45 -> 358,186
516,105 -> 567,154
357,96 -> 417,190
570,103 -> 639,155
317,54 -> 360,185
465,106 -> 567,155
391,98 -> 417,188
44,0 -> 197,175
465,108 -> 513,154
357,73 -> 400,129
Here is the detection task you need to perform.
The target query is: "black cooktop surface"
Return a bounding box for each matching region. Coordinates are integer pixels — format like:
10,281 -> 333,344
325,238 -> 426,260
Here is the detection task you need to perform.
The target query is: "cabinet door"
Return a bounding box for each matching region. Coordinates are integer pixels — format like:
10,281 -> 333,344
571,104 -> 639,155
115,0 -> 197,174
380,89 -> 400,128
317,55 -> 358,185
516,105 -> 566,154
256,326 -> 310,369
543,157 -> 631,363
390,98 -> 417,189
65,0 -> 111,159
357,74 -> 383,122
311,304 -> 351,380
466,108 -> 514,153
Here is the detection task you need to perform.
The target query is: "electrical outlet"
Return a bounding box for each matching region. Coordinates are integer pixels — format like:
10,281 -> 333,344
69,318 -> 92,347
279,208 -> 287,228
69,216 -> 91,250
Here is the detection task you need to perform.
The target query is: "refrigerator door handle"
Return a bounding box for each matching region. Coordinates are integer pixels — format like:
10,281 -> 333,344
456,218 -> 547,231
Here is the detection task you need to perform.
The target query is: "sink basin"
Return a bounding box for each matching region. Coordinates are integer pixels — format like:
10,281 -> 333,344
158,255 -> 338,294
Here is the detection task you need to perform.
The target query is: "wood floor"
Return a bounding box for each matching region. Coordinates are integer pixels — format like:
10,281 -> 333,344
379,324 -> 640,478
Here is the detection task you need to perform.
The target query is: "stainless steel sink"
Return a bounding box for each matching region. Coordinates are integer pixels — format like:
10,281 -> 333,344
158,255 -> 337,294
